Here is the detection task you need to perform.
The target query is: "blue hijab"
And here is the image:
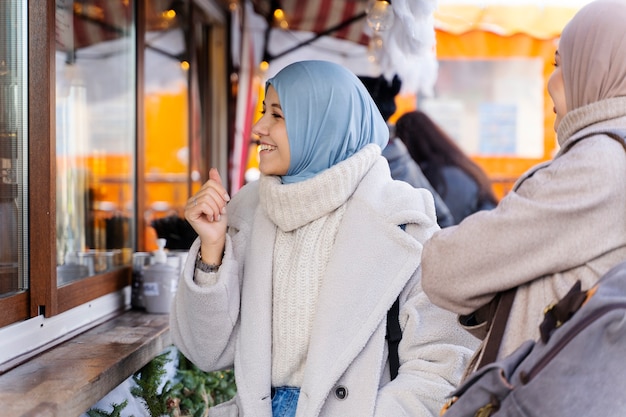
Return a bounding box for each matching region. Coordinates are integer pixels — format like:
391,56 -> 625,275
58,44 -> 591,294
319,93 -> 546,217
266,60 -> 389,184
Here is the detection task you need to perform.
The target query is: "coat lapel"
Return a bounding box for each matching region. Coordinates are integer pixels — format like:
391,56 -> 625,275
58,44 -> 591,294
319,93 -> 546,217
300,195 -> 423,410
236,207 -> 275,415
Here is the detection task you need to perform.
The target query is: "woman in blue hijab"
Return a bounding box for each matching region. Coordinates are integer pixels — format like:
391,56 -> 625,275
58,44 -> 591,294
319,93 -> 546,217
266,60 -> 388,183
170,60 -> 477,417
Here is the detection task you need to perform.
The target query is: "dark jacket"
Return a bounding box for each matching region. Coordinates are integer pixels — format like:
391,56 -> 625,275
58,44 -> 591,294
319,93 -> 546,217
383,138 -> 454,227
435,165 -> 496,225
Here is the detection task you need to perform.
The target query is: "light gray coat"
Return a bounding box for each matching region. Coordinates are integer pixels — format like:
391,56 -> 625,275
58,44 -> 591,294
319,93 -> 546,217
170,157 -> 478,417
422,98 -> 626,360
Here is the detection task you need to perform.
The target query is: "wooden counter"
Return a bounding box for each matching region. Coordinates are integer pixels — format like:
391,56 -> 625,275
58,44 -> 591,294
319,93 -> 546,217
0,310 -> 171,417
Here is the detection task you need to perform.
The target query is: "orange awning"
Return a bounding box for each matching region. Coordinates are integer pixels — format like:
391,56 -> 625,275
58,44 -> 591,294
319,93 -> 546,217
434,5 -> 580,39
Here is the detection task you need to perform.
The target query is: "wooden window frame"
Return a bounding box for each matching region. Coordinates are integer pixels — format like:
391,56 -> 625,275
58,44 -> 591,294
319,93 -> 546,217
0,0 -> 143,328
0,0 -> 230,330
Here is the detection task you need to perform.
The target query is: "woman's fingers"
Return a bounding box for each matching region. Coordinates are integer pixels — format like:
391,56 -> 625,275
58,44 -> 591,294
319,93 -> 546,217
206,168 -> 230,202
185,168 -> 231,223
198,188 -> 226,221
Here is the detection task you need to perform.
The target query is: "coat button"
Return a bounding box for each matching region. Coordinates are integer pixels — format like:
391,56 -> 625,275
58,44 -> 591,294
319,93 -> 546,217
334,385 -> 348,400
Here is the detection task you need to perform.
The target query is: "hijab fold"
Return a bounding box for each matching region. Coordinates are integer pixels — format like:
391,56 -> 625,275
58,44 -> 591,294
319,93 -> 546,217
266,60 -> 389,184
558,0 -> 626,112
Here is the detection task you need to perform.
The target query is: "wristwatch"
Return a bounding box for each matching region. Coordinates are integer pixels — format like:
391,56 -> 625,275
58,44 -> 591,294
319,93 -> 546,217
195,253 -> 221,273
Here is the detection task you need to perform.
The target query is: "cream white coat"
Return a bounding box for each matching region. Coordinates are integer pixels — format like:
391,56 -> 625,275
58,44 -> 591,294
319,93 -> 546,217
170,157 -> 478,417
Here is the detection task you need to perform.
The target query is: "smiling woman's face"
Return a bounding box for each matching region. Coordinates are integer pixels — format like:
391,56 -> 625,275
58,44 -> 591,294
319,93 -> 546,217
548,50 -> 567,132
251,85 -> 291,176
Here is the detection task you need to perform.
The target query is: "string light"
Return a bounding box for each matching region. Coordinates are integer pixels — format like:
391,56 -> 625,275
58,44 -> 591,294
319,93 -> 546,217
273,8 -> 289,29
163,9 -> 176,19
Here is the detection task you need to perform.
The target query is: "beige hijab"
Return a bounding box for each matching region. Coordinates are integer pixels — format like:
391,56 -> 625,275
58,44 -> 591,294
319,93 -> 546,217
559,0 -> 626,111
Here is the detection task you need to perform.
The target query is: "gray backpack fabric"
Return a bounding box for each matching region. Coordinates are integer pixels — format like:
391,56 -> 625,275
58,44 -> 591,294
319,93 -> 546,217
440,259 -> 626,417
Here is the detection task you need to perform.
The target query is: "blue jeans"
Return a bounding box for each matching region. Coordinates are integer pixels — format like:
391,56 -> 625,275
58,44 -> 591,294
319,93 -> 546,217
271,386 -> 300,417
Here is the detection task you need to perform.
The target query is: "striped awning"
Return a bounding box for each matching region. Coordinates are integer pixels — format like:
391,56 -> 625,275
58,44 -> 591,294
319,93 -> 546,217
56,0 -> 133,52
251,0 -> 371,45
56,0 -> 181,53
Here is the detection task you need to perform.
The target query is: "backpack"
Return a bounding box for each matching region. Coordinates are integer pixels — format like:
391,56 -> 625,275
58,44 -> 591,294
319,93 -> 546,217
439,259 -> 626,417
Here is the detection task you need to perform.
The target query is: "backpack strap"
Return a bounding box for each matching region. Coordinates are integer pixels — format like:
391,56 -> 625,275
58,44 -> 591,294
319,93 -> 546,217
565,129 -> 626,153
539,280 -> 587,343
475,288 -> 517,370
602,130 -> 626,152
386,297 -> 402,380
386,223 -> 406,380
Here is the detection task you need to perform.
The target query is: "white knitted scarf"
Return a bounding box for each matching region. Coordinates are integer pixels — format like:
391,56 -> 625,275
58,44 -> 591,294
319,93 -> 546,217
259,144 -> 380,387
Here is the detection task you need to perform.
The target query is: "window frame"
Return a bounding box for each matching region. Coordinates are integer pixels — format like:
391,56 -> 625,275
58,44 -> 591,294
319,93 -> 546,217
0,0 -> 138,328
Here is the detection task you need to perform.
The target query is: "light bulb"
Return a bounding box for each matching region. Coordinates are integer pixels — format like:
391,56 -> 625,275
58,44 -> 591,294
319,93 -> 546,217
366,0 -> 394,32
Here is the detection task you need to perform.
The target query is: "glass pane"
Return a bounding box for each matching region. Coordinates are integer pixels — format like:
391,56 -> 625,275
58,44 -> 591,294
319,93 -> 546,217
0,1 -> 28,296
144,1 -> 192,252
55,0 -> 135,285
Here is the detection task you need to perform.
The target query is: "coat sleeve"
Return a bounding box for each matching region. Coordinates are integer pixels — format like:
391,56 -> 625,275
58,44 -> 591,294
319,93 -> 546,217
421,136 -> 626,315
169,233 -> 242,372
170,182 -> 257,372
373,273 -> 480,416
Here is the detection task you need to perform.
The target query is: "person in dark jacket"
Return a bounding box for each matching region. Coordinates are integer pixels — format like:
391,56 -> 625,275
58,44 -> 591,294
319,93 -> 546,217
382,136 -> 454,227
360,75 -> 454,227
395,110 -> 498,224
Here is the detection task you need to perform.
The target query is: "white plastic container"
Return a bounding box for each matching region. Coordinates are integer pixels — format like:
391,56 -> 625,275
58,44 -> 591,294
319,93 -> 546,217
142,239 -> 178,314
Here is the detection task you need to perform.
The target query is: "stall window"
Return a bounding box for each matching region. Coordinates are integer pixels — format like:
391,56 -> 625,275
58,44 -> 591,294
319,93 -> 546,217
421,58 -> 544,159
0,0 -> 136,334
55,0 -> 136,284
143,0 -> 192,251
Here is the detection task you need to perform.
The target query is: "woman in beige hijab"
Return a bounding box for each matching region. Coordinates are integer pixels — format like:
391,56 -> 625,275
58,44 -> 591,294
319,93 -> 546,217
421,0 -> 626,371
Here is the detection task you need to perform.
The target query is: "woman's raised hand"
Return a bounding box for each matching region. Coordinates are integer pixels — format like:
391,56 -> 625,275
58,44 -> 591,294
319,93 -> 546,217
185,168 -> 230,264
